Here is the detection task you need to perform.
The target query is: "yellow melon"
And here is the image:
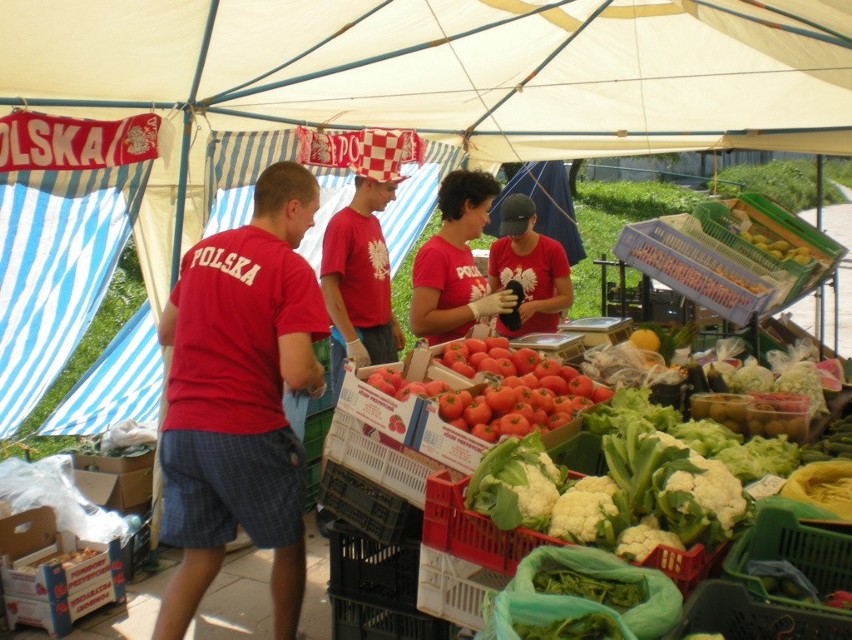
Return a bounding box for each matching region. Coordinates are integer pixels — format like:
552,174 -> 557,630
629,328 -> 661,353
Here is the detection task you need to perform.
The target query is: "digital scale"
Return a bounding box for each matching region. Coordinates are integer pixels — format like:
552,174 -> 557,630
557,317 -> 633,347
508,332 -> 586,364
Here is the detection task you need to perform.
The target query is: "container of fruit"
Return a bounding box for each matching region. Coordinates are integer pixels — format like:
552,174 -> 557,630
689,392 -> 753,435
745,394 -> 812,441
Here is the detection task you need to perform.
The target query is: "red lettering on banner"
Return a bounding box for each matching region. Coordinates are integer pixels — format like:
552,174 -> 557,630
296,126 -> 424,169
0,110 -> 160,172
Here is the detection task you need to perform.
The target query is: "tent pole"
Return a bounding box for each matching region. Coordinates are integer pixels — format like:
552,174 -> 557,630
170,108 -> 193,288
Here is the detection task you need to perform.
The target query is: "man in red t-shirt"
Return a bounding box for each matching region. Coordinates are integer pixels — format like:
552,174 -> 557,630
320,134 -> 407,403
154,161 -> 329,640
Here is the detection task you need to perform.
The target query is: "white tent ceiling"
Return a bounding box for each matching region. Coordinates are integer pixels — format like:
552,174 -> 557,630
2,0 -> 850,175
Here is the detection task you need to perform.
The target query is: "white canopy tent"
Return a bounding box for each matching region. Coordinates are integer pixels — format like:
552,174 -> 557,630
0,0 -> 850,426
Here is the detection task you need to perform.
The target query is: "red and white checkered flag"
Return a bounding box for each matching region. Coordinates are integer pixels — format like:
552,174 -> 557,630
351,129 -> 408,182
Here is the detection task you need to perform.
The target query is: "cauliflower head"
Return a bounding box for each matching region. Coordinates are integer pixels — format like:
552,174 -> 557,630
662,457 -> 747,533
570,474 -> 620,497
509,464 -> 561,521
548,487 -> 618,544
616,518 -> 685,563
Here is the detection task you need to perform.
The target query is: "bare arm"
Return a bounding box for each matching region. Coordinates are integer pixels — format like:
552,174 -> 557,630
518,275 -> 574,323
320,273 -> 358,343
158,300 -> 178,346
278,332 -> 326,392
487,275 -> 500,295
409,286 -> 476,338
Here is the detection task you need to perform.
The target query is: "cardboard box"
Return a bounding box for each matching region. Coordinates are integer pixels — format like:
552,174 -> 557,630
4,575 -> 124,637
336,347 -> 435,447
73,467 -> 153,514
72,450 -> 155,474
411,403 -> 490,475
0,507 -> 125,605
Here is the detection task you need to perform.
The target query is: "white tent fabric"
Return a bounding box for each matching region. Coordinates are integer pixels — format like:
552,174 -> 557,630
34,135 -> 462,437
0,164 -> 151,440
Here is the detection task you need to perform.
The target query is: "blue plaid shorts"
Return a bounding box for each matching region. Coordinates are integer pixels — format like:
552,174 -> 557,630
159,427 -> 306,549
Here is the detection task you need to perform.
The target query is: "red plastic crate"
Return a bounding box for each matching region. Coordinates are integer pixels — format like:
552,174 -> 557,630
422,469 -> 728,596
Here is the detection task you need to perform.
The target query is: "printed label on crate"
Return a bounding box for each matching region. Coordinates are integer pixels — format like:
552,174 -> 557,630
4,574 -> 122,636
411,404 -> 489,475
337,369 -> 423,446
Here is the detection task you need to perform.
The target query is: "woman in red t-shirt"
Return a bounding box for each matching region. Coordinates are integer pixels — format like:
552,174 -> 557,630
488,194 -> 574,337
410,169 -> 518,345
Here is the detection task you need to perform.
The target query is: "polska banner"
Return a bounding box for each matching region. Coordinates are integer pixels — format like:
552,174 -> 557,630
0,110 -> 161,172
296,126 -> 425,170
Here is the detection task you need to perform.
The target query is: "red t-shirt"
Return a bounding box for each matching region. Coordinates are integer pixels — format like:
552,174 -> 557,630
488,234 -> 571,336
412,235 -> 489,346
320,207 -> 392,327
163,225 -> 330,435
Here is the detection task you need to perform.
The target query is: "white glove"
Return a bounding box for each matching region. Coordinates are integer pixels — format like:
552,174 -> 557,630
346,339 -> 371,368
468,291 -> 518,320
308,380 -> 328,400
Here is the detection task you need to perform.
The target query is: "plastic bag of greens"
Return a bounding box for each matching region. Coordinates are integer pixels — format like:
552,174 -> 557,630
500,545 -> 682,640
478,590 -> 637,640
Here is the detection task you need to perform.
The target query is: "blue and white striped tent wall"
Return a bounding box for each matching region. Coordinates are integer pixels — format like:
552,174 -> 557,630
35,132 -> 462,437
0,163 -> 152,440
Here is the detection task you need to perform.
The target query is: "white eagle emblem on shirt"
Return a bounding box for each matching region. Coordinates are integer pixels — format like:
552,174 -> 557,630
368,239 -> 390,281
500,267 -> 538,300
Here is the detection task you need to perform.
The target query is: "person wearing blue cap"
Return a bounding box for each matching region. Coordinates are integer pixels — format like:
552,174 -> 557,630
488,193 -> 574,337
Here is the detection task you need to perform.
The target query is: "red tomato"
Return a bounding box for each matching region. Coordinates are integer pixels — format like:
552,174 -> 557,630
464,337 -> 488,354
425,379 -> 451,397
558,365 -> 580,382
396,381 -> 428,401
567,375 -> 595,399
495,357 -> 517,378
538,374 -> 570,397
471,422 -> 499,443
451,360 -> 477,379
552,395 -> 575,413
438,391 -> 465,421
367,373 -> 396,396
548,411 -> 574,431
499,413 -> 532,436
444,340 -> 470,359
592,385 -> 615,404
520,373 -> 540,389
488,347 -> 513,361
457,389 -> 474,407
463,399 -> 493,426
468,351 -> 490,370
448,417 -> 469,431
501,375 -> 525,388
511,347 -> 541,376
484,336 -> 511,351
508,401 -> 535,423
530,387 -> 556,414
571,395 -> 596,413
442,350 -> 467,368
483,385 -> 516,413
534,357 -> 562,379
531,407 -> 549,425
512,386 -> 536,405
374,366 -> 404,391
477,357 -> 503,376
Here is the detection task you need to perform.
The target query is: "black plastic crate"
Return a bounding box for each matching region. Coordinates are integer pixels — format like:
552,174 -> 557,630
121,516 -> 152,581
319,460 -> 423,546
304,457 -> 323,514
666,580 -> 852,640
330,592 -> 452,640
329,520 -> 421,610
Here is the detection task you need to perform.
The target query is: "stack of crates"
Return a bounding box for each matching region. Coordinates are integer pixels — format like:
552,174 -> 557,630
297,339 -> 335,513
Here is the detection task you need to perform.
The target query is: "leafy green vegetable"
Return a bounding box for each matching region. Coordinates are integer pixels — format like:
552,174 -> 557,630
584,388 -> 682,436
714,435 -> 800,483
665,419 -> 742,458
532,567 -> 645,611
513,612 -> 624,639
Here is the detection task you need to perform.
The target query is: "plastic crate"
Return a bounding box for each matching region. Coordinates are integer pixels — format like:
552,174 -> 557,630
323,411 -> 449,510
614,219 -> 773,326
665,579 -> 852,640
664,214 -> 793,306
417,544 -> 510,632
121,516 -> 152,582
548,431 -> 607,476
319,459 -> 423,545
303,457 -> 323,513
313,338 -> 331,371
692,204 -> 817,301
303,407 -> 334,462
723,506 -> 852,617
329,520 -> 422,610
330,591 -> 453,640
423,469 -> 727,596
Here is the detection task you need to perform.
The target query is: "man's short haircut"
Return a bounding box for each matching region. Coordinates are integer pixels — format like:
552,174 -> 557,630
438,169 -> 502,221
254,161 -> 318,218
